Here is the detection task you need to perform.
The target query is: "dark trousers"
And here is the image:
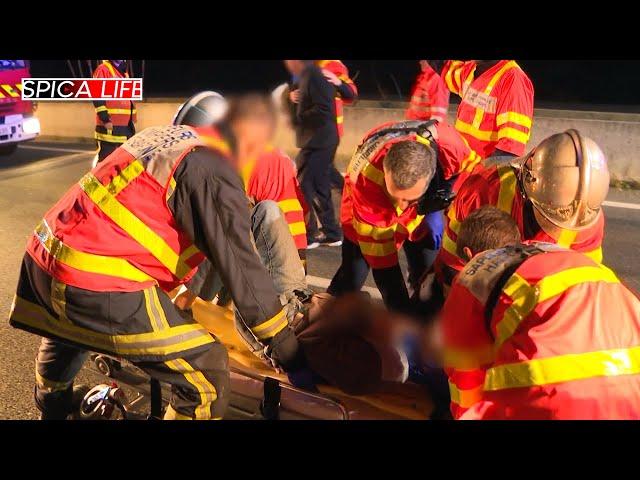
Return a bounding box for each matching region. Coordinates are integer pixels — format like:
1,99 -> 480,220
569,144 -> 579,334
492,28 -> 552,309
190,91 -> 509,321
96,141 -> 120,162
297,145 -> 342,241
327,237 -> 439,314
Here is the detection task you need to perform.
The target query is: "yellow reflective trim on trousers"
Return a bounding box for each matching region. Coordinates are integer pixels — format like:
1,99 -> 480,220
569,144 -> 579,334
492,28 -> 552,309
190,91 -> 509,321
359,240 -> 397,257
496,166 -> 516,213
352,217 -> 396,240
494,266 -> 620,349
496,111 -> 532,129
35,366 -> 73,393
361,163 -> 385,186
79,173 -> 192,279
35,221 -> 154,283
277,199 -> 303,214
251,309 -> 289,340
166,358 -> 217,420
11,296 -> 215,357
95,131 -> 128,143
449,381 -> 483,408
179,244 -> 201,264
497,127 -> 529,144
143,289 -> 162,331
288,221 -> 307,236
50,279 -> 73,326
484,345 -> 640,392
584,246 -> 603,263
164,404 -> 193,420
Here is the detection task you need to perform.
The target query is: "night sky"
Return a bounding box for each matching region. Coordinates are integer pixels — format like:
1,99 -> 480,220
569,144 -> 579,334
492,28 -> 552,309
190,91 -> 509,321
29,60 -> 640,111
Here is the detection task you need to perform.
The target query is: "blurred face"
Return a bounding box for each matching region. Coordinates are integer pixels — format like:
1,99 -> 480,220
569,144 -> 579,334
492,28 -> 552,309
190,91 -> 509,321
284,60 -> 304,76
384,170 -> 429,211
230,117 -> 273,171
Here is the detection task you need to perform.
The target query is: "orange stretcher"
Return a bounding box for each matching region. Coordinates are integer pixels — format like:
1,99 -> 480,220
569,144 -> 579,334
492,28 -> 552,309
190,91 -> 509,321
191,299 -> 434,420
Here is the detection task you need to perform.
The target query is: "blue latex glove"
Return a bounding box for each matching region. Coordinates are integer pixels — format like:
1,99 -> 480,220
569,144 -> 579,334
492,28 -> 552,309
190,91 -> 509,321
424,210 -> 444,250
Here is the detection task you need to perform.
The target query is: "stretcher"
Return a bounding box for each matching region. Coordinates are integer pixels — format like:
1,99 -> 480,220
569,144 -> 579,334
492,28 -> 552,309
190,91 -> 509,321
79,298 -> 434,420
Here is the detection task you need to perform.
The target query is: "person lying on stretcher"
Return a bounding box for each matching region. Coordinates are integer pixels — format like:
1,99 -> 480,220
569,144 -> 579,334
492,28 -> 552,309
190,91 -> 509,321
173,196 -> 450,409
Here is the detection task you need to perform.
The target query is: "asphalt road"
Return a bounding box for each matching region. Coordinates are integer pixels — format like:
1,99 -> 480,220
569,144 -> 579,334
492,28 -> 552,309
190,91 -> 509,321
0,141 -> 638,419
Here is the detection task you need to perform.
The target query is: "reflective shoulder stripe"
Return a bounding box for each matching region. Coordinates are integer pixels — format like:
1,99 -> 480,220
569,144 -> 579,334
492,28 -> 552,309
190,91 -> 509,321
11,296 -> 214,357
35,220 -> 154,283
250,309 -> 288,340
485,60 -> 518,94
352,217 -> 396,240
95,132 -> 129,143
449,381 -> 483,408
79,173 -> 193,279
496,166 -> 517,213
496,111 -> 532,129
361,163 -> 385,186
278,199 -> 303,214
583,246 -> 603,263
494,265 -> 620,348
484,345 -> 640,392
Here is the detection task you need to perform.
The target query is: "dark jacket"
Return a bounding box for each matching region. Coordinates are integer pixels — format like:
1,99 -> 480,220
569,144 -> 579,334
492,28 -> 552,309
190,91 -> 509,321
294,64 -> 339,149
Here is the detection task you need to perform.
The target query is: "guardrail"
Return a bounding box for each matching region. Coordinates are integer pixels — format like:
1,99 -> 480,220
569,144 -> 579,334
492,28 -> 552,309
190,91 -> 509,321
35,100 -> 640,185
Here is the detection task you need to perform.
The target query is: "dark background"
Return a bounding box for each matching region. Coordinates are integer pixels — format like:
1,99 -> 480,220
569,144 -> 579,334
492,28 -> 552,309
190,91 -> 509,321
30,60 -> 640,111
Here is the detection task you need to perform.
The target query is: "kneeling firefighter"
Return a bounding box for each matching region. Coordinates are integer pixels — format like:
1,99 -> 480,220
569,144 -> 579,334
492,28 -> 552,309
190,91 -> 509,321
9,91 -> 304,420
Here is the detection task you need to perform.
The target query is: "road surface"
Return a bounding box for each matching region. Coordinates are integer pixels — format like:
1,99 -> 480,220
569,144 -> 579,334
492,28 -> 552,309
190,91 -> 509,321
0,141 -> 638,419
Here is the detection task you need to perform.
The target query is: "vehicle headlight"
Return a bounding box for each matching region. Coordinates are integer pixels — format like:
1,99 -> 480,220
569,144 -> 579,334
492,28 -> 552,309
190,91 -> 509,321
22,117 -> 40,135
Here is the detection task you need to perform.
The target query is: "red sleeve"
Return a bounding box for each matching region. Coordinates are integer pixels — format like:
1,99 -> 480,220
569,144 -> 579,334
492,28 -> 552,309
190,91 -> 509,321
435,122 -> 476,179
441,60 -> 475,97
405,67 -> 450,121
441,281 -> 494,419
494,69 -> 534,156
92,64 -> 111,79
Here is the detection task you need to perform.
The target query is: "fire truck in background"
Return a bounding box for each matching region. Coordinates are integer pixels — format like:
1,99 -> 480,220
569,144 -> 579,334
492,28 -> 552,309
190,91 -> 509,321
0,60 -> 40,155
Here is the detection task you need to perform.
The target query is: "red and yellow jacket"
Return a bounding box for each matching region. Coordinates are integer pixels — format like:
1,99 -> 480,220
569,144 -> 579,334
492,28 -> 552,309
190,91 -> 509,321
242,146 -> 309,250
316,60 -> 358,138
27,125 -> 229,293
405,63 -> 450,122
441,60 -> 534,158
341,121 -> 481,269
442,244 -> 640,420
92,60 -> 137,144
437,164 -> 605,285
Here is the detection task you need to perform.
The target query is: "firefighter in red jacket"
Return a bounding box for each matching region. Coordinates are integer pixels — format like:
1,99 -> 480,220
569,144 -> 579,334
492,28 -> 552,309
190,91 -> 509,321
327,119 -> 482,312
441,207 -> 640,420
9,93 -> 303,420
92,60 -> 136,162
405,60 -> 450,122
433,60 -> 534,159
437,129 -> 608,288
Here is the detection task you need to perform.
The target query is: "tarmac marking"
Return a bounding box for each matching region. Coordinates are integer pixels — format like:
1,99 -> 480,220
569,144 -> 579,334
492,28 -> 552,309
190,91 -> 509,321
19,145 -> 94,154
306,274 -> 382,299
602,201 -> 640,210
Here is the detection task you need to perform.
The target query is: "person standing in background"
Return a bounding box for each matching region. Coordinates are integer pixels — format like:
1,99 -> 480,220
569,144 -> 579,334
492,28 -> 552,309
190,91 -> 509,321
405,60 -> 450,122
284,60 -> 343,249
92,60 -> 136,162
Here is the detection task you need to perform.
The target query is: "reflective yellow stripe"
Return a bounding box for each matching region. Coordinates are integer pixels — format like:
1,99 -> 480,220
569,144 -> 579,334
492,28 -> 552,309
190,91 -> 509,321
336,115 -> 344,124
358,240 -> 397,257
179,244 -> 200,263
496,166 -> 516,213
107,159 -> 144,196
277,199 -> 303,214
444,345 -> 495,370
79,173 -> 193,279
251,309 -> 288,340
166,358 -> 217,420
460,150 -> 482,173
95,131 -> 129,143
35,221 -> 154,283
95,106 -> 108,113
449,381 -> 483,408
496,111 -> 532,128
200,134 -> 231,156
11,296 -> 214,357
484,345 -> 640,392
36,367 -> 73,393
494,266 -> 620,348
404,214 -> 425,234
497,127 -> 529,144
557,229 -> 578,248
442,231 -> 458,256
288,221 -> 306,236
584,246 -> 603,263
352,217 -> 396,240
164,404 -> 193,420
455,119 -> 499,142
50,279 -> 73,325
361,163 -> 385,186
1,84 -> 20,97
15,83 -> 23,92
106,108 -> 136,115
447,207 -> 461,235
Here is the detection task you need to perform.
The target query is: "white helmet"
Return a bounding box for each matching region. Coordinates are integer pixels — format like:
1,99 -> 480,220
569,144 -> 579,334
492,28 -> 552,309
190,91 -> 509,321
172,91 -> 228,127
